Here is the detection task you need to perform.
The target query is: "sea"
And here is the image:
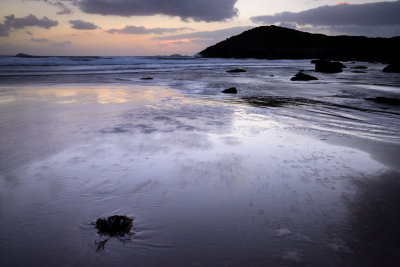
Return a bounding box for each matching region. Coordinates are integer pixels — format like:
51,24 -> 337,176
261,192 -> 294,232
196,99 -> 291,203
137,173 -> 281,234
0,55 -> 400,266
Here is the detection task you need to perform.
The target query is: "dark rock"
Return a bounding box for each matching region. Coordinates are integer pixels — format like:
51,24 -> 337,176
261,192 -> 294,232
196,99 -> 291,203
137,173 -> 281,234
312,59 -> 347,68
290,72 -> 318,81
351,65 -> 368,69
365,97 -> 400,106
314,59 -> 344,73
222,87 -> 237,94
140,77 -> 154,80
227,68 -> 246,73
199,25 -> 400,62
316,60 -> 346,68
15,53 -> 34,58
95,215 -> 133,236
383,63 -> 400,73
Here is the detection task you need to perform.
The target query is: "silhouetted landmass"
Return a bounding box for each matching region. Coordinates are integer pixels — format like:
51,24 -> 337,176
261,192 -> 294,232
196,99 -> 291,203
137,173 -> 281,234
15,53 -> 38,58
199,26 -> 400,63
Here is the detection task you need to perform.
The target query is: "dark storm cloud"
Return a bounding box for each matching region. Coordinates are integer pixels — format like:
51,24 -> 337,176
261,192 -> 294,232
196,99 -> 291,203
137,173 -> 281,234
69,20 -> 100,30
107,26 -> 192,35
0,14 -> 59,37
251,1 -> 400,26
76,0 -> 238,21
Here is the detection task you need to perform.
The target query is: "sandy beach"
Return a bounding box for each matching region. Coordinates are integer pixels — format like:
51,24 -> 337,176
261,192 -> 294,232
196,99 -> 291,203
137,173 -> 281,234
1,59 -> 399,266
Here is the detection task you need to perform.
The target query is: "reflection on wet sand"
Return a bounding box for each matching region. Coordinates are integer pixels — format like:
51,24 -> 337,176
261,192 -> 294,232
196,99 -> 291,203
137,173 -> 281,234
0,83 -> 399,266
9,84 -> 184,104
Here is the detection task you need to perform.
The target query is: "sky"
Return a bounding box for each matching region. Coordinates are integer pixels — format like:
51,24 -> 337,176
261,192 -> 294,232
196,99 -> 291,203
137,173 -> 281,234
0,0 -> 399,56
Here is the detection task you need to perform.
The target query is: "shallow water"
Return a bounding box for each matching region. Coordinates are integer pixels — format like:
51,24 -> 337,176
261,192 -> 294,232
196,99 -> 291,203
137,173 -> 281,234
1,58 -> 400,266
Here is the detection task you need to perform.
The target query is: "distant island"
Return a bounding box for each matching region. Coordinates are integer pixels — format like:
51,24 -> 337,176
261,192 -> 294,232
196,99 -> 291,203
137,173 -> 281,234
199,26 -> 400,63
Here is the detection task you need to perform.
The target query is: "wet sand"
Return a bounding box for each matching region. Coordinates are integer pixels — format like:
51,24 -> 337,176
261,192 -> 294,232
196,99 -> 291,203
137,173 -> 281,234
0,83 -> 399,266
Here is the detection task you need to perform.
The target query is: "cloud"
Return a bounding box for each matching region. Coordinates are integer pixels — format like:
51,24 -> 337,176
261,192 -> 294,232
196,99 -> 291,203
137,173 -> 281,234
30,0 -> 74,15
4,14 -> 59,29
76,0 -> 238,22
107,25 -> 192,35
297,24 -> 400,38
30,37 -> 71,47
154,26 -> 253,47
251,1 -> 400,26
154,26 -> 252,41
49,0 -> 74,15
69,20 -> 100,30
153,26 -> 253,50
0,14 -> 59,37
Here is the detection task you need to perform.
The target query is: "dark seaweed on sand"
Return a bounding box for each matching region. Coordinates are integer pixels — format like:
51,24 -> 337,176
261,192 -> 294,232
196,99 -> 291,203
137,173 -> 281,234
96,215 -> 133,236
94,215 -> 134,252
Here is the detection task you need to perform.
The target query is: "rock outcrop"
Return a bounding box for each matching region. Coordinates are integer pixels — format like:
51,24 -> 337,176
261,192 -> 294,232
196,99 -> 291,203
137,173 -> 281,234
290,72 -> 318,81
222,87 -> 238,94
199,26 -> 400,62
227,68 -> 246,73
313,59 -> 345,73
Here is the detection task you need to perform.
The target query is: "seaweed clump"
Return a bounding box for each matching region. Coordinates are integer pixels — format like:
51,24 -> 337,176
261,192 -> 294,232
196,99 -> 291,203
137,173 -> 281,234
96,215 -> 133,236
94,215 -> 134,252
